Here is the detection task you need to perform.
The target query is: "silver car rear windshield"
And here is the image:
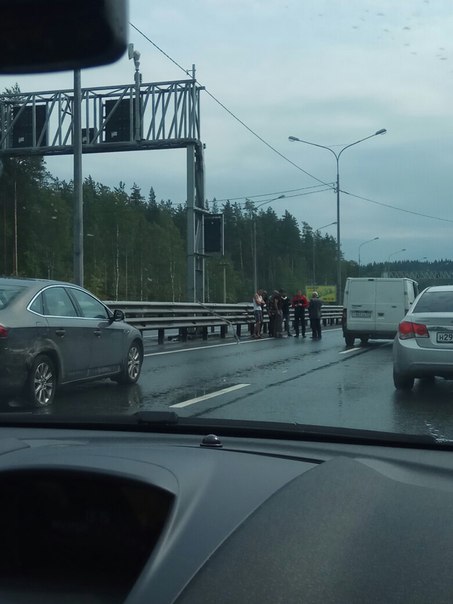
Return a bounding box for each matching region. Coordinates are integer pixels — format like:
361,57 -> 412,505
0,285 -> 26,310
413,291 -> 453,313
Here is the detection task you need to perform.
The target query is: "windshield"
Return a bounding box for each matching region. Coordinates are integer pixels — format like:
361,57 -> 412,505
1,1 -> 453,442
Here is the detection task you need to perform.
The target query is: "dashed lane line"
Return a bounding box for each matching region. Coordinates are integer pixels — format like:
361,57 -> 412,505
170,384 -> 250,408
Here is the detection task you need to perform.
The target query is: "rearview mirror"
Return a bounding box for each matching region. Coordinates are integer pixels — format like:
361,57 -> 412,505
0,0 -> 128,73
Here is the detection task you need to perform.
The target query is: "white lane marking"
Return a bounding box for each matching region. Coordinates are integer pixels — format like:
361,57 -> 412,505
144,338 -> 262,357
339,348 -> 360,355
170,384 -> 250,408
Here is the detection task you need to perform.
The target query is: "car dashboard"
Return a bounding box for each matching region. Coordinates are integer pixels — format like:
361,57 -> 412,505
0,424 -> 452,603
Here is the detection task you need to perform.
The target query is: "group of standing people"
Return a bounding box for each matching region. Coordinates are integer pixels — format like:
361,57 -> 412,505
253,288 -> 323,340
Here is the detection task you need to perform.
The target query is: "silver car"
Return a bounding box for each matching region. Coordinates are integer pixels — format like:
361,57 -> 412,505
0,277 -> 143,407
393,285 -> 453,390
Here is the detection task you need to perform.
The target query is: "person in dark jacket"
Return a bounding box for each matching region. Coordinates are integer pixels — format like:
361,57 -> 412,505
280,290 -> 292,336
291,289 -> 309,337
308,291 -> 323,339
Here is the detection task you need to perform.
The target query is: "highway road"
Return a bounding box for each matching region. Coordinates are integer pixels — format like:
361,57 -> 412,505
16,326 -> 453,441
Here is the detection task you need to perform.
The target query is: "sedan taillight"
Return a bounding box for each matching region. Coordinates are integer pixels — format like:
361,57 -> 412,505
0,324 -> 8,338
398,320 -> 429,340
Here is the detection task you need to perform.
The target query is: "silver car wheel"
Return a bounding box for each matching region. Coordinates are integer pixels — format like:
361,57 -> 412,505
393,368 -> 414,391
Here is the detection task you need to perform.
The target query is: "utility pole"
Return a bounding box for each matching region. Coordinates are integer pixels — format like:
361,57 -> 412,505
73,68 -> 83,286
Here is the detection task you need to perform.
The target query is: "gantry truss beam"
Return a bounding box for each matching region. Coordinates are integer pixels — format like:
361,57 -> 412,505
0,78 -> 203,155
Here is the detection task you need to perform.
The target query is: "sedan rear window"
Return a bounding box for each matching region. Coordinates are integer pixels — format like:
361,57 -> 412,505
43,287 -> 78,317
0,285 -> 26,310
413,291 -> 453,313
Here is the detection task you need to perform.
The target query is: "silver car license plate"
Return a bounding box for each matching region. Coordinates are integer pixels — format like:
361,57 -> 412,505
436,332 -> 453,343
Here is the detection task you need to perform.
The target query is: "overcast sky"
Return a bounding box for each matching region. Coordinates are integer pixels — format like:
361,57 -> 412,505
2,0 -> 453,264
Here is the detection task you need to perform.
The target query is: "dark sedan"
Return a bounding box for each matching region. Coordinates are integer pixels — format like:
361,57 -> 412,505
0,277 -> 143,407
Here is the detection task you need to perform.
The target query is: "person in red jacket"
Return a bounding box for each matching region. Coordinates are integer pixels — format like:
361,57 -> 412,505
291,290 -> 309,337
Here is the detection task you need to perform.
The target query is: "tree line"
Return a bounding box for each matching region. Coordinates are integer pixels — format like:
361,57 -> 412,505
0,155 -> 343,302
1,155 -> 443,302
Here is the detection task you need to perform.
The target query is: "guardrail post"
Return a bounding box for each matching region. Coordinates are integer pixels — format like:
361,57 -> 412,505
220,325 -> 227,338
158,328 -> 164,345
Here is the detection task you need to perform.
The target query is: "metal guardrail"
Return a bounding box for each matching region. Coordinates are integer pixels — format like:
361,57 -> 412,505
104,301 -> 343,344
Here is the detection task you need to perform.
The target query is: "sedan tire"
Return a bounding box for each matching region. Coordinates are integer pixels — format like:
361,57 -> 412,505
116,341 -> 143,385
26,354 -> 57,407
393,368 -> 414,391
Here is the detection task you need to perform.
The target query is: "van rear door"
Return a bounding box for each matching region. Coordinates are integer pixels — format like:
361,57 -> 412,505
375,279 -> 404,332
347,279 -> 376,331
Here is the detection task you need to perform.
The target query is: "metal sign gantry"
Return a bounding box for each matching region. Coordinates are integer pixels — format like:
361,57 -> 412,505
0,74 -> 206,302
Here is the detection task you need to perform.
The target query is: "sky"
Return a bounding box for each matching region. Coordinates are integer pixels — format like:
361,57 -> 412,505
1,0 -> 453,264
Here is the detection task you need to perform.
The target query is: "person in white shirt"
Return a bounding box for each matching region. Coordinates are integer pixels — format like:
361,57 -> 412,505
252,289 -> 265,338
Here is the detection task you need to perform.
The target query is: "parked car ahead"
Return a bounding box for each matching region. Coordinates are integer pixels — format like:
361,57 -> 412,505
393,285 -> 453,390
0,277 -> 143,407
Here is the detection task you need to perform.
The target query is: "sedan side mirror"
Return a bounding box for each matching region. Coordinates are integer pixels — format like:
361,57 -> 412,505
112,308 -> 125,322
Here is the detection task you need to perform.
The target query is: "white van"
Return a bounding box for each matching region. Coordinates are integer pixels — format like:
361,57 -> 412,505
342,277 -> 419,346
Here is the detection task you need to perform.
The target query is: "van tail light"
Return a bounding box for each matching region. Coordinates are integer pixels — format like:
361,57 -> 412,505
398,321 -> 429,340
0,324 -> 8,338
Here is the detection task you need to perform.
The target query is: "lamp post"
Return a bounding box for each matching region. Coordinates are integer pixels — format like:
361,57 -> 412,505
386,248 -> 406,276
288,128 -> 386,303
358,236 -> 379,274
312,221 -> 337,286
248,194 -> 285,293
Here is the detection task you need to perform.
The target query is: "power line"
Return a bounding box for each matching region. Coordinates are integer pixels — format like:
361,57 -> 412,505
211,183 -> 333,203
129,22 -> 453,226
129,22 -> 333,189
343,190 -> 453,224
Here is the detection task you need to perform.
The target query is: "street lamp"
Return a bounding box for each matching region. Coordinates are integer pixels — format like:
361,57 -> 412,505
312,221 -> 337,286
289,128 -> 387,303
248,194 -> 285,292
386,248 -> 406,276
358,236 -> 379,273
387,248 -> 406,262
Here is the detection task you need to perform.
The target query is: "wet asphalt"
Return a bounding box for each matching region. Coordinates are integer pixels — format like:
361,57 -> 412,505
10,326 -> 453,442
